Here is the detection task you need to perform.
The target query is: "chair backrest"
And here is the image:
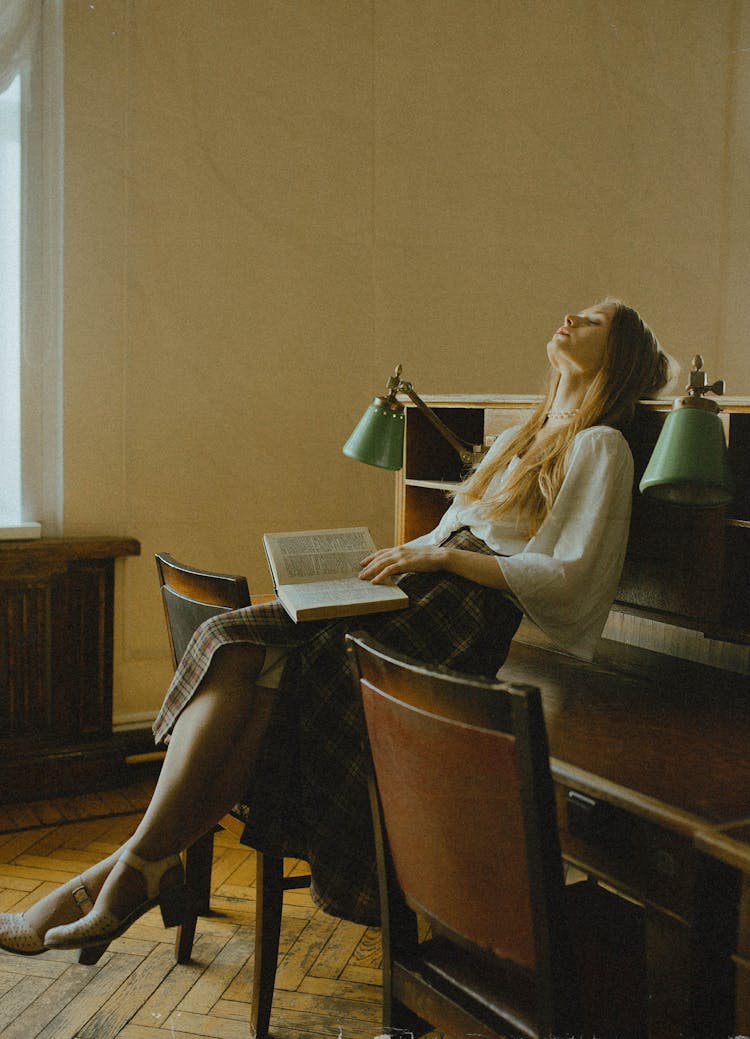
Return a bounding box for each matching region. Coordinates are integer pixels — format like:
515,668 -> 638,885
155,552 -> 251,667
346,631 -> 575,1034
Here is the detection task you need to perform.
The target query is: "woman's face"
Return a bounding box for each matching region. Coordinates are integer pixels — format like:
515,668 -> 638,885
546,302 -> 616,378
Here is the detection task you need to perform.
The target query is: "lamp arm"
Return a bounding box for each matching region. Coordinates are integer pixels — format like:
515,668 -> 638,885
397,380 -> 483,467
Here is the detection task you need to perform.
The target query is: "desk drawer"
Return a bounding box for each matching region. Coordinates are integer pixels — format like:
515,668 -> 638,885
556,785 -> 697,920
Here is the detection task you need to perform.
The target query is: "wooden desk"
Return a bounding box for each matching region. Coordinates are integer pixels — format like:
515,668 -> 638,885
502,640 -> 750,1039
694,824 -> 750,1036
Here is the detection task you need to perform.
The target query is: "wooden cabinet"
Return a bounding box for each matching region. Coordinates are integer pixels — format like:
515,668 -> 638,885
619,402 -> 750,637
396,395 -> 750,644
0,536 -> 152,802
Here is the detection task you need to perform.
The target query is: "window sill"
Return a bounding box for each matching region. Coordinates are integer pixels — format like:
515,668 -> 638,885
0,521 -> 42,540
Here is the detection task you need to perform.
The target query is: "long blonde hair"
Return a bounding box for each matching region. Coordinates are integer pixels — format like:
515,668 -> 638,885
459,299 -> 674,535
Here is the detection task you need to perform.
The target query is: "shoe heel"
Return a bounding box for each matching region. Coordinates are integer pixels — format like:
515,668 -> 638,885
78,943 -> 109,966
159,885 -> 187,929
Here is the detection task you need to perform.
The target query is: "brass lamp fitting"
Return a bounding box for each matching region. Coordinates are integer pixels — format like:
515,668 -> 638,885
674,355 -> 726,413
389,365 -> 484,467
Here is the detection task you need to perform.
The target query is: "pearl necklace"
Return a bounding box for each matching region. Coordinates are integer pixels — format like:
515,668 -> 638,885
545,408 -> 580,420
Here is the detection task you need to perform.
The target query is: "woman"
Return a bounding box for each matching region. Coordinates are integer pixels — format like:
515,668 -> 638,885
0,298 -> 673,956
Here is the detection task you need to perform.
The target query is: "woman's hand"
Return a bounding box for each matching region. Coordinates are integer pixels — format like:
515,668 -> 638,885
359,545 -> 449,584
359,544 -> 511,592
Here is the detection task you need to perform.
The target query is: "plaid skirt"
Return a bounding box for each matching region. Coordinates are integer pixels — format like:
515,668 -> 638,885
152,528 -> 522,925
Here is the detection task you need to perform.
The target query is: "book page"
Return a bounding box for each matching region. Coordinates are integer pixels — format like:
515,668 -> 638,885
278,577 -> 403,615
281,577 -> 405,610
265,527 -> 377,586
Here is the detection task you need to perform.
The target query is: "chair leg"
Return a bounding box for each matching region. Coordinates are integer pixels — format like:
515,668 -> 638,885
175,829 -> 216,964
186,830 -> 216,915
251,853 -> 285,1039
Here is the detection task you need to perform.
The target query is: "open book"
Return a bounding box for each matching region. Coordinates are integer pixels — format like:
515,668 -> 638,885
263,526 -> 410,623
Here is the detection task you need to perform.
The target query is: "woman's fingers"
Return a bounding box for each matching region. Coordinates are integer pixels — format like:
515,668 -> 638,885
359,546 -> 445,583
358,548 -> 396,582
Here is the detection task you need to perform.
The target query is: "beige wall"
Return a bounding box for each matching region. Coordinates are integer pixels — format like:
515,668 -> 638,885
61,0 -> 749,724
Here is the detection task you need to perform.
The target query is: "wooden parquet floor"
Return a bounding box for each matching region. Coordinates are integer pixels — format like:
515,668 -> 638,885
0,780 -> 429,1039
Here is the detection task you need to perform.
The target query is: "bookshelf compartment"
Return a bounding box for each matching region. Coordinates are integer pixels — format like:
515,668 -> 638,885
404,407 -> 484,483
400,485 -> 454,544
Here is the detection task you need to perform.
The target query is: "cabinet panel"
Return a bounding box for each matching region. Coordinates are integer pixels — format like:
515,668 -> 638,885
618,499 -> 726,623
0,537 -> 141,800
57,560 -> 114,739
727,413 -> 750,521
0,585 -> 48,735
0,554 -> 117,742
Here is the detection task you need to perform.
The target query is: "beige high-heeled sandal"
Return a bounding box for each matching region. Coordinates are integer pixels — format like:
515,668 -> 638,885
45,848 -> 186,951
0,876 -> 106,961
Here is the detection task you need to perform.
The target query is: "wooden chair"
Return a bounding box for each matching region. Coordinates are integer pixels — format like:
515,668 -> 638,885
346,631 -> 648,1039
155,552 -> 311,1039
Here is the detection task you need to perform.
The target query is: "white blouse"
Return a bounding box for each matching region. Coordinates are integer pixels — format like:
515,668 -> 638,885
407,424 -> 634,660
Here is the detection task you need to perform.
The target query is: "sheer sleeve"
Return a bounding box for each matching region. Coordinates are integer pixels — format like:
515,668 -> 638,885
498,427 -> 633,660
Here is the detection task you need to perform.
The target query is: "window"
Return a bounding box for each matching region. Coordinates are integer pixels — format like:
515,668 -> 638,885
0,74 -> 22,528
0,0 -> 63,539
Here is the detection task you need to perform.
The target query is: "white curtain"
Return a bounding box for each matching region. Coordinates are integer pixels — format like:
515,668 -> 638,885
0,0 -> 39,91
0,0 -> 42,530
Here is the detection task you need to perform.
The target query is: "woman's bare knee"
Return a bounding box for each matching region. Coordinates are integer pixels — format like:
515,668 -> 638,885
205,643 -> 266,688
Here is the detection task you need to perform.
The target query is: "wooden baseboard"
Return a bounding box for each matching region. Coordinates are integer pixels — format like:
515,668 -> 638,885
0,727 -> 162,804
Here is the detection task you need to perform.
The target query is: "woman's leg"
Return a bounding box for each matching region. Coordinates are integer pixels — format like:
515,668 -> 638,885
134,643 -> 274,858
21,643 -> 276,949
86,643 -> 278,925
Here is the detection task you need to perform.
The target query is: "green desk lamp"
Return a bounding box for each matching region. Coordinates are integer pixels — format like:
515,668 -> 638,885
343,365 -> 484,471
639,355 -> 734,505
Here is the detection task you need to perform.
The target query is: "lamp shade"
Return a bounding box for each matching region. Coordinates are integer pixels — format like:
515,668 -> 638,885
343,398 -> 405,470
639,406 -> 734,505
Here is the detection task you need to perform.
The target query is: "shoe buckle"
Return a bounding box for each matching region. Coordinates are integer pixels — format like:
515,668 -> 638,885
72,883 -> 94,915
